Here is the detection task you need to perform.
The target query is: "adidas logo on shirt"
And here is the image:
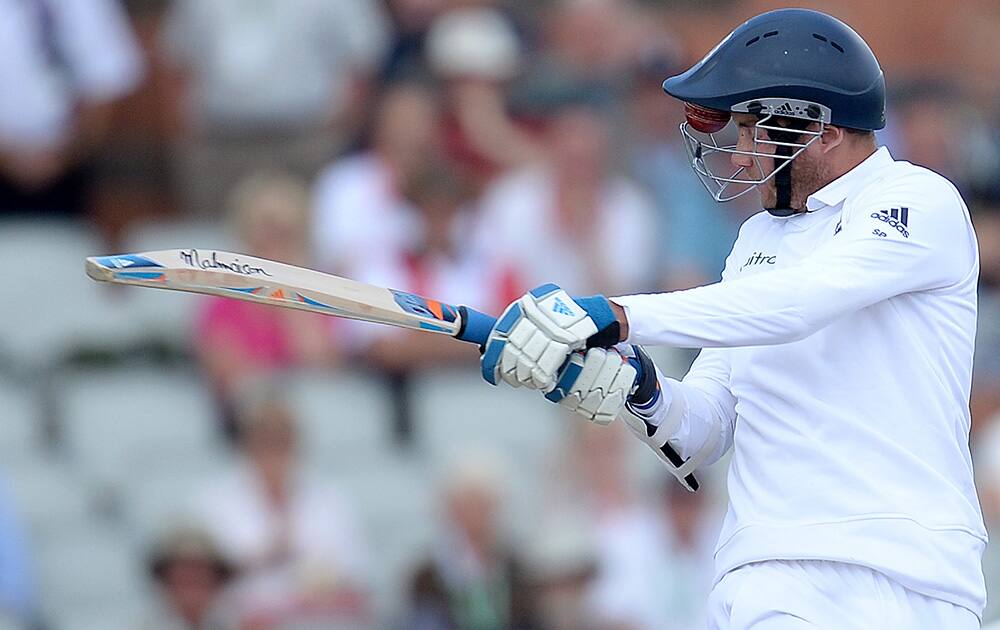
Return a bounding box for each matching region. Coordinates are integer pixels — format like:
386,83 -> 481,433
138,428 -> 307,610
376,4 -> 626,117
870,207 -> 910,237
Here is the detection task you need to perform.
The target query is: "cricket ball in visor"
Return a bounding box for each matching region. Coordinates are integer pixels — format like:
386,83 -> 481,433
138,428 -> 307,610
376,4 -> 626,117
683,103 -> 731,134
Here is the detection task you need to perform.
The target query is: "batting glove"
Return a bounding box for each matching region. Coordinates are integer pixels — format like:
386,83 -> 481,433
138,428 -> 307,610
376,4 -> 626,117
544,344 -> 659,425
544,344 -> 701,491
480,284 -> 622,391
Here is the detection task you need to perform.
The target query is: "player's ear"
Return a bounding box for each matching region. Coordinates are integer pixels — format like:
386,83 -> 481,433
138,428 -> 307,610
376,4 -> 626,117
819,124 -> 845,154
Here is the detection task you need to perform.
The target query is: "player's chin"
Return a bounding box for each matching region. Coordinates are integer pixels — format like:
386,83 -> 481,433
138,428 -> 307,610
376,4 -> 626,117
757,184 -> 777,209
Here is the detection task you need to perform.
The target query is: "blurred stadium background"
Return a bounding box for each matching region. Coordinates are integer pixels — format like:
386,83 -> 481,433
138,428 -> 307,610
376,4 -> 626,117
1,0 -> 1000,628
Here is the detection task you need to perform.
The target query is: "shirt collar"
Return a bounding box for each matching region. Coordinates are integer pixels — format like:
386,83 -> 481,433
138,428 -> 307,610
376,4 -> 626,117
805,146 -> 894,212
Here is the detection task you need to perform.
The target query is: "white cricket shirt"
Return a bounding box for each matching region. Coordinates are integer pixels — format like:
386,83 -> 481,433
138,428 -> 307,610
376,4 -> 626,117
614,147 -> 987,616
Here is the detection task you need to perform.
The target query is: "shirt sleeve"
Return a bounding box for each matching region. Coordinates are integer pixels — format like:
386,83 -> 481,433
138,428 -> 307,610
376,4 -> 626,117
659,347 -> 737,465
627,245 -> 741,471
613,172 -> 977,349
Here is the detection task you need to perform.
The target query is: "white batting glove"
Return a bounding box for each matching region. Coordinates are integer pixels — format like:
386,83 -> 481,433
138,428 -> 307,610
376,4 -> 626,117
541,342 -> 704,492
480,284 -> 621,391
544,347 -> 638,425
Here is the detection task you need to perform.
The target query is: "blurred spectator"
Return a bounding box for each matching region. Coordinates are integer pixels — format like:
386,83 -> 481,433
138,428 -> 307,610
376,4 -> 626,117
142,524 -> 237,630
545,423 -> 669,630
192,382 -> 371,627
475,102 -> 658,295
313,82 -> 441,280
886,80 -> 1000,198
625,42 -> 743,289
971,199 -> 1000,428
195,172 -> 336,441
427,7 -> 541,190
0,479 -> 34,627
542,420 -> 722,629
0,0 -> 143,216
648,481 -> 717,630
522,516 -> 601,630
975,410 -> 1000,624
514,0 -> 642,112
358,162 -> 503,372
314,83 -> 497,376
404,452 -> 537,630
380,0 -> 446,82
162,0 -> 390,216
958,195 -> 1000,626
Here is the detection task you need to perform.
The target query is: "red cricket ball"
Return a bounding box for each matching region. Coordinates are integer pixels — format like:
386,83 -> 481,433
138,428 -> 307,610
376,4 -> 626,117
684,103 -> 731,134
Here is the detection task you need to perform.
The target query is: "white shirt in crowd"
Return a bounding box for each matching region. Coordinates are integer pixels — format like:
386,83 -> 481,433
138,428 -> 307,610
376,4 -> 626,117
615,147 -> 987,616
163,0 -> 389,128
587,505 -> 716,630
312,154 -> 421,279
312,152 -> 503,347
193,464 -> 369,591
0,0 -> 143,149
476,166 -> 659,295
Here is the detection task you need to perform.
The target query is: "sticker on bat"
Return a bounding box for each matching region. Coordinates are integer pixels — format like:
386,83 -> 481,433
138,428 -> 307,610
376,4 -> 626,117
94,254 -> 163,269
391,290 -> 458,322
180,249 -> 272,276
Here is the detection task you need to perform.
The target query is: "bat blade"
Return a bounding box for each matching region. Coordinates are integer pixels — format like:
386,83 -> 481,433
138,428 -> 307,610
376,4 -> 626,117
85,249 -> 494,342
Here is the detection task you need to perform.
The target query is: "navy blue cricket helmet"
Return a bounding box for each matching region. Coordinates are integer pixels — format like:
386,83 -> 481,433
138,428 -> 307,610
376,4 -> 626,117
663,9 -> 885,214
663,8 -> 885,131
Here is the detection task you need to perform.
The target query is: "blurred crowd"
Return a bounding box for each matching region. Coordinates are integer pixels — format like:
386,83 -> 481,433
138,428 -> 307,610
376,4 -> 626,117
1,0 -> 1000,628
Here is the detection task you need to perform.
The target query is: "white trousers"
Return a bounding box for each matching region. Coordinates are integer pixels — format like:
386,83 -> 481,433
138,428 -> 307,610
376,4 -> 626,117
707,559 -> 980,629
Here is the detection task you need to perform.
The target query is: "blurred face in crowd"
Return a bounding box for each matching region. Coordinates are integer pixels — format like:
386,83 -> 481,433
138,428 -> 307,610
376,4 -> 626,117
574,422 -> 629,505
373,85 -> 441,178
548,0 -> 631,73
447,481 -> 500,554
389,0 -> 445,31
534,573 -> 596,630
243,402 -> 298,492
633,77 -> 684,140
663,481 -> 706,548
549,107 -> 611,185
229,175 -> 310,265
404,165 -> 469,256
896,99 -> 960,177
160,553 -> 228,625
975,206 -> 1000,288
447,0 -> 498,8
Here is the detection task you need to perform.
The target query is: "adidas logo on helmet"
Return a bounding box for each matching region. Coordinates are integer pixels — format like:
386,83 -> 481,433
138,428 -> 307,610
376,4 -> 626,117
772,101 -> 797,116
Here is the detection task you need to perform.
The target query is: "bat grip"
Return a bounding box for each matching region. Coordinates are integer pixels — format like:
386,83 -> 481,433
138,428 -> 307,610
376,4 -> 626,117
455,306 -> 497,347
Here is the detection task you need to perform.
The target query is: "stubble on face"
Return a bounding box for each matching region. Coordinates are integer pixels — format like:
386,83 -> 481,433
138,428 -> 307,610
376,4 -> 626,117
787,149 -> 834,211
755,140 -> 832,213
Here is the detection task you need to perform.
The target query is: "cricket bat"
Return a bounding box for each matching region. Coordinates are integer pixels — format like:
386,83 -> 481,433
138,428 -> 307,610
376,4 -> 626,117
85,248 -> 498,346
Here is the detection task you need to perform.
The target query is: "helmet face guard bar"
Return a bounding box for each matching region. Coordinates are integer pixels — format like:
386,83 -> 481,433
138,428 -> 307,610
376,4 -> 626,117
680,98 -> 831,203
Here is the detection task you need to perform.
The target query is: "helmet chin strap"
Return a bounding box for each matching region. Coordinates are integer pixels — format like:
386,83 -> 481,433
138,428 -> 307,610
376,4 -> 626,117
764,127 -> 803,217
766,148 -> 796,216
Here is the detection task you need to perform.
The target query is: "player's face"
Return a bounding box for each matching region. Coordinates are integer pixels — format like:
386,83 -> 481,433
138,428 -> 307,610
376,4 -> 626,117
730,114 -> 829,212
730,114 -> 778,207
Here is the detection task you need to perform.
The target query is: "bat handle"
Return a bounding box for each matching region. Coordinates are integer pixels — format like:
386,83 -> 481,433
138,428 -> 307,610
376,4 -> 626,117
455,306 -> 497,347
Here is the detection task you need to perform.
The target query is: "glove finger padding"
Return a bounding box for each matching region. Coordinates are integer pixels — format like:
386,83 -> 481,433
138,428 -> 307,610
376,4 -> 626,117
482,284 -> 600,390
546,347 -> 637,426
